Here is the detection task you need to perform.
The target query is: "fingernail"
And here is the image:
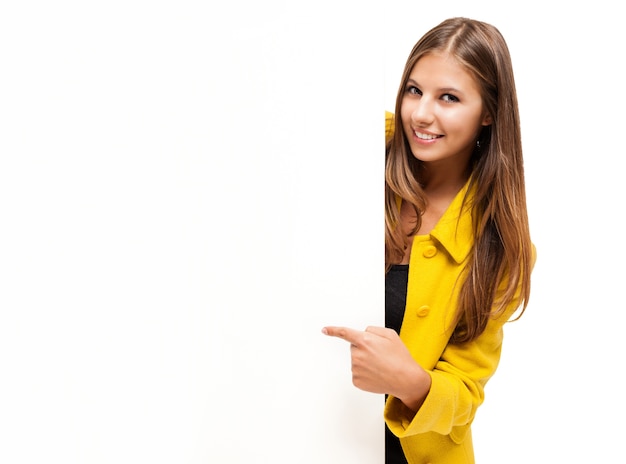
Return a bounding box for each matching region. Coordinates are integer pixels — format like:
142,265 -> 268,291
321,327 -> 328,335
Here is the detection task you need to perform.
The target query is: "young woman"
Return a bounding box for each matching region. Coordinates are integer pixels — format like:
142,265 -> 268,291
323,17 -> 535,463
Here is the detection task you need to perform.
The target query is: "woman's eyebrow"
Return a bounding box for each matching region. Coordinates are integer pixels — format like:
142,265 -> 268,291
407,78 -> 462,94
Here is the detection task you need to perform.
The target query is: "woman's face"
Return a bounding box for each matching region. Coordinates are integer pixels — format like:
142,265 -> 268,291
400,52 -> 492,169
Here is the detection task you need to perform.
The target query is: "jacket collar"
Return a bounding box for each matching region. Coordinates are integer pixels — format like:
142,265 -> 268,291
428,178 -> 475,264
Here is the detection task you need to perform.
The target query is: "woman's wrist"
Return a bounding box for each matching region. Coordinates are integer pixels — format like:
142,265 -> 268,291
395,365 -> 432,413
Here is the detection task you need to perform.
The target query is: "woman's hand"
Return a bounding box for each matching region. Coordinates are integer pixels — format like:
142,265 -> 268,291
322,325 -> 431,412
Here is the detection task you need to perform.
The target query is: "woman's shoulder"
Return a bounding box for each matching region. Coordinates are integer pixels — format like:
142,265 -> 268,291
385,111 -> 395,144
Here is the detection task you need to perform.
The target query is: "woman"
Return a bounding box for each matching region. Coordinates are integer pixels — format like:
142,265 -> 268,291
323,17 -> 535,463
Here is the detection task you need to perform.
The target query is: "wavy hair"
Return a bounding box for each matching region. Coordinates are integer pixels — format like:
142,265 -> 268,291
385,17 -> 533,343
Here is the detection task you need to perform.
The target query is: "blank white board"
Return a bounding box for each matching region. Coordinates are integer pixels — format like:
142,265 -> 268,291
0,2 -> 383,463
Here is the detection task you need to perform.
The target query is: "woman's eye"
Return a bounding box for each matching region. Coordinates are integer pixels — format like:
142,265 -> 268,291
406,86 -> 422,96
441,94 -> 459,103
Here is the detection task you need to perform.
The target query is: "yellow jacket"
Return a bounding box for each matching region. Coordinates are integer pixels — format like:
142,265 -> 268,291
385,110 -> 395,144
384,114 -> 534,463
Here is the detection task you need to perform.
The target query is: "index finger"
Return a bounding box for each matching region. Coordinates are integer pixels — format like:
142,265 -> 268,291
322,326 -> 363,345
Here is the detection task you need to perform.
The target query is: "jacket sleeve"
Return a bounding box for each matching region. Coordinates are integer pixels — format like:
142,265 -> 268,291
385,308 -> 507,442
385,246 -> 536,442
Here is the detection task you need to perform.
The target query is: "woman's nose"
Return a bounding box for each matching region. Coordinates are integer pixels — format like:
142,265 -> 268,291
411,98 -> 435,125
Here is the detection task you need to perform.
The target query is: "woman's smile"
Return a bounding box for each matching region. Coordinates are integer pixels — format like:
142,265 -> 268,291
413,129 -> 442,142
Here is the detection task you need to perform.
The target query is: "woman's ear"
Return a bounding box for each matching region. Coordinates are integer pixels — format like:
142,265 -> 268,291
481,112 -> 493,126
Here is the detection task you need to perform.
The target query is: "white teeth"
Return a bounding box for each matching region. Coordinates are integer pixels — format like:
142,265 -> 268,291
415,131 -> 439,140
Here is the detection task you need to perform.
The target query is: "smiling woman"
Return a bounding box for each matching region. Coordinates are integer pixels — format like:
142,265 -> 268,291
324,17 -> 535,464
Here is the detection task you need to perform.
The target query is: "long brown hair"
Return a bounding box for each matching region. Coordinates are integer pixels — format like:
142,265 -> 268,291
385,17 -> 533,343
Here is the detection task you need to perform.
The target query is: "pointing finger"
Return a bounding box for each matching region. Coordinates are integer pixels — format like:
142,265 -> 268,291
322,326 -> 363,346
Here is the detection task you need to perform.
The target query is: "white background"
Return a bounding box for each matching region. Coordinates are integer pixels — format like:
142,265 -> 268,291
0,1 -> 623,463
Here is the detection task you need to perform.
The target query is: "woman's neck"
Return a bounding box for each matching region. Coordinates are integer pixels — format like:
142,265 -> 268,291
420,162 -> 471,199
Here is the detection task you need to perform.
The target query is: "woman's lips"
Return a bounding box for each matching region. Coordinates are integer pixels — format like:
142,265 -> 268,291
414,130 -> 442,142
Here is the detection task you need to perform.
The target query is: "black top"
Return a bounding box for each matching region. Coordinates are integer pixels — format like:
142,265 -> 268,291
385,264 -> 409,464
386,264 -> 409,335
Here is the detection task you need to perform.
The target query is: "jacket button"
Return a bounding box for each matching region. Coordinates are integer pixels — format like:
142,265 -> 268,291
423,245 -> 437,258
417,305 -> 430,317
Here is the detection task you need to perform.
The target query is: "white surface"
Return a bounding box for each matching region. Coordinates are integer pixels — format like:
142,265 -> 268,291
0,2 -> 383,463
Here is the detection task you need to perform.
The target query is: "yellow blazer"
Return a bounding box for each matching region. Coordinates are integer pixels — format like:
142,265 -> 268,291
384,113 -> 534,463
